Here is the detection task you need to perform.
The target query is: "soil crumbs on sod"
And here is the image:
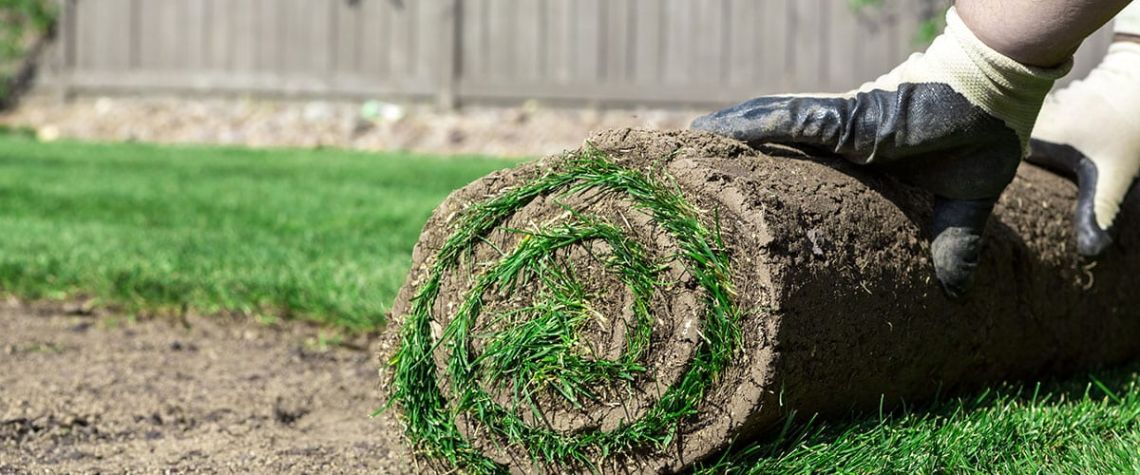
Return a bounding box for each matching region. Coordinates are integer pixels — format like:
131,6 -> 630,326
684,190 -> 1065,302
0,300 -> 411,473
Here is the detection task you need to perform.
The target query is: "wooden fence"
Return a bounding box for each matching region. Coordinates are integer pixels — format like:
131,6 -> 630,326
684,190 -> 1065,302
49,0 -> 1114,107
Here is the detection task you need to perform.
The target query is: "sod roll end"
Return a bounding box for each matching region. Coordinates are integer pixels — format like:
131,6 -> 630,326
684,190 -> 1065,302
380,129 -> 1140,473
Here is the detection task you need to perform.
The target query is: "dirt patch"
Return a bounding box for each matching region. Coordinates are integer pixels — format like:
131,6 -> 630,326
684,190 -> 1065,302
0,299 -> 410,473
0,95 -> 700,158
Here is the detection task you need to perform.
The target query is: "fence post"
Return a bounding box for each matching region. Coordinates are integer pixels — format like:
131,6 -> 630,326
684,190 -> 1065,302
436,0 -> 459,110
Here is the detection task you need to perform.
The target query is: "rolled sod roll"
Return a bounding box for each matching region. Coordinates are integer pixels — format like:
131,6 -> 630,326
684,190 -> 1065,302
381,129 -> 1140,473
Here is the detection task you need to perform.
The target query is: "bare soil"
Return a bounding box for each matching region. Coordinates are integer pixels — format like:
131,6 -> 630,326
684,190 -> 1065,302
0,95 -> 699,158
0,299 -> 411,474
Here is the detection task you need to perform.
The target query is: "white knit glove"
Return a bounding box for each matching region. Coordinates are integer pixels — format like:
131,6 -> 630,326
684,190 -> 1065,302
693,7 -> 1069,298
1029,4 -> 1140,257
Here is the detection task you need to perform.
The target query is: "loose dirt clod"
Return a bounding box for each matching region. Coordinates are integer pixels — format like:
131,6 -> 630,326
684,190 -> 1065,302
383,129 -> 1140,474
0,300 -> 411,473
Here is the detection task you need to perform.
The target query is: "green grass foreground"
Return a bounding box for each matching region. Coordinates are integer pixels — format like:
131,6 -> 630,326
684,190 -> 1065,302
0,134 -> 1136,472
0,134 -> 515,331
699,363 -> 1140,474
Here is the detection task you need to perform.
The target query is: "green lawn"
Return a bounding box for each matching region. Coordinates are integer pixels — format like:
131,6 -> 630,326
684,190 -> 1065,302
0,134 -> 1136,472
0,134 -> 516,331
699,364 -> 1140,473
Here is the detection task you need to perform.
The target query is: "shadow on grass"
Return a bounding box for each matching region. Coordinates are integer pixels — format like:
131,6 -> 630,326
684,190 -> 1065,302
695,359 -> 1140,474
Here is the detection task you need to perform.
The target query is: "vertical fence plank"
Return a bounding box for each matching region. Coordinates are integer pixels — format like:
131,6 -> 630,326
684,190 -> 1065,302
545,0 -> 573,83
460,0 -> 486,80
434,0 -> 458,106
854,2 -> 894,83
388,0 -> 413,80
661,0 -> 690,86
602,0 -> 631,83
72,0 -> 91,69
360,0 -> 390,79
725,0 -> 755,89
825,0 -> 860,91
689,0 -> 724,86
186,0 -> 207,70
486,0 -> 515,80
572,0 -> 602,83
306,0 -> 332,78
204,0 -> 228,71
252,0 -> 277,73
758,0 -> 789,92
788,0 -> 824,91
334,0 -> 361,75
631,0 -> 661,86
417,0 -> 444,87
514,0 -> 542,82
229,0 -> 257,74
894,0 -> 923,63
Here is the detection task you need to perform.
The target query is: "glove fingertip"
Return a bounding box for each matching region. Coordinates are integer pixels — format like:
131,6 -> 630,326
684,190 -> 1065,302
932,227 -> 980,300
1075,205 -> 1113,258
1072,157 -> 1115,258
930,197 -> 996,300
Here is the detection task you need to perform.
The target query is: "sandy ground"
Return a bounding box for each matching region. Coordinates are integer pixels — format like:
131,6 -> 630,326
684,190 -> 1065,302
0,95 -> 702,158
0,300 -> 411,474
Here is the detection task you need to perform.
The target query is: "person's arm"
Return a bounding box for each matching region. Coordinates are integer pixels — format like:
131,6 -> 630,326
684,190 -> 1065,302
692,2 -> 1128,298
958,0 -> 1132,67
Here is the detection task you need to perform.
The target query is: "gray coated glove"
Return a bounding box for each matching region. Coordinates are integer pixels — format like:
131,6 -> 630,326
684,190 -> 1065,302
692,7 -> 1069,298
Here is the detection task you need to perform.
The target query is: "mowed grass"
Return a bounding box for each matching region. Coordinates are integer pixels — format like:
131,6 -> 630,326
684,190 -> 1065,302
0,133 -> 1136,472
699,362 -> 1140,474
0,134 -> 516,331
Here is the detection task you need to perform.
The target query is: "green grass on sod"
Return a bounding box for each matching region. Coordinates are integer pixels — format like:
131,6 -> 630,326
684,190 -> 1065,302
0,134 -> 1136,471
0,134 -> 515,331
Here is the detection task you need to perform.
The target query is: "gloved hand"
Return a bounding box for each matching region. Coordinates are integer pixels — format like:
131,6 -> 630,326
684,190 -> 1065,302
1028,40 -> 1140,257
692,7 -> 1070,298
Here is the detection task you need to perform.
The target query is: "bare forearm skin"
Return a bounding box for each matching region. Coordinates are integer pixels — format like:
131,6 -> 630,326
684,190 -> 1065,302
958,0 -> 1133,67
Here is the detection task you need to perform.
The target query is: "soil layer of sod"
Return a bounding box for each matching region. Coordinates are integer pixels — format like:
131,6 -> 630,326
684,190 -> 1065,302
382,129 -> 1140,473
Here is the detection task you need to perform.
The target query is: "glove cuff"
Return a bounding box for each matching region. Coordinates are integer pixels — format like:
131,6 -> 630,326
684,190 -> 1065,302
1115,1 -> 1140,37
937,7 -> 1072,151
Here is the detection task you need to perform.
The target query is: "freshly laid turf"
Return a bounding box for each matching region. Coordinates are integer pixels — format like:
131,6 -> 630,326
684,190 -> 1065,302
0,134 -> 515,331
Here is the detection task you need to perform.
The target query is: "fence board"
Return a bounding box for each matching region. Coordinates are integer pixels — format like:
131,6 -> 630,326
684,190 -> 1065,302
630,0 -> 660,85
514,0 -> 542,81
825,0 -> 858,91
486,0 -> 514,80
573,0 -> 602,83
388,0 -> 414,78
725,0 -> 756,88
460,0 -> 486,79
661,0 -> 691,86
230,0 -> 257,73
603,0 -> 631,83
760,0 -> 790,92
690,0 -> 725,86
